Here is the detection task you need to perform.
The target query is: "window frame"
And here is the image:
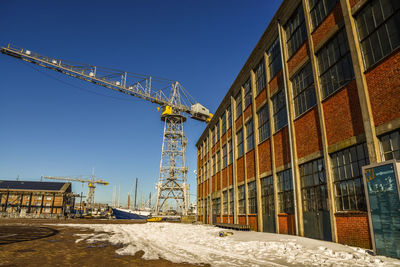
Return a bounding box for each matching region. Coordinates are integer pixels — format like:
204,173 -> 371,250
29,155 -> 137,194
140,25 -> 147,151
245,119 -> 255,152
236,129 -> 244,158
247,181 -> 257,214
271,89 -> 288,132
255,59 -> 266,95
291,62 -> 317,117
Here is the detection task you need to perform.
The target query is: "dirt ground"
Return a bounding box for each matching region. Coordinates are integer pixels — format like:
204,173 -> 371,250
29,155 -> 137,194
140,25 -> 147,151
0,218 -> 209,267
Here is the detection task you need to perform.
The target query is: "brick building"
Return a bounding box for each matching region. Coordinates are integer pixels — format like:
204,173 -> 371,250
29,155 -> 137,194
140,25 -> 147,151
0,180 -> 75,215
196,0 -> 400,249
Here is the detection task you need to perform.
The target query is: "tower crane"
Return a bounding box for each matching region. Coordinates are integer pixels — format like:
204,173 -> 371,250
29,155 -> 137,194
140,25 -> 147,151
1,44 -> 212,215
43,173 -> 108,206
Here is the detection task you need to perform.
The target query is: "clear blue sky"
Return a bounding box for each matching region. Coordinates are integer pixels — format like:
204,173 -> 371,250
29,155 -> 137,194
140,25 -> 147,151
0,0 -> 281,206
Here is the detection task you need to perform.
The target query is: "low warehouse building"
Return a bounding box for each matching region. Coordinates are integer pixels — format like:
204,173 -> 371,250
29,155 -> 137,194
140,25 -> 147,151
0,180 -> 75,216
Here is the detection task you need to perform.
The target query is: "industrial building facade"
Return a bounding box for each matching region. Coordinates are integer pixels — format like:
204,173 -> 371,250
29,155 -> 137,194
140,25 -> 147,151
196,0 -> 400,249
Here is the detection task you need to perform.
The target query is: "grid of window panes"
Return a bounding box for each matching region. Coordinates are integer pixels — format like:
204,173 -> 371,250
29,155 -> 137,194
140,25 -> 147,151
299,158 -> 329,212
216,121 -> 220,142
221,112 -> 226,135
355,0 -> 400,69
244,79 -> 252,108
308,0 -> 338,31
246,119 -> 255,152
380,130 -> 400,160
236,92 -> 242,119
331,143 -> 369,211
217,150 -> 221,173
211,128 -> 215,146
268,38 -> 283,80
212,155 -> 216,176
228,140 -> 233,164
317,28 -> 354,98
272,89 -> 288,132
229,188 -> 234,214
277,169 -> 294,213
261,176 -> 275,215
248,181 -> 257,214
238,185 -> 246,214
222,144 -> 227,168
291,62 -> 317,117
255,60 -> 266,95
285,4 -> 307,58
257,104 -> 271,143
227,105 -> 232,128
223,190 -> 228,214
237,129 -> 244,158
213,198 -> 221,215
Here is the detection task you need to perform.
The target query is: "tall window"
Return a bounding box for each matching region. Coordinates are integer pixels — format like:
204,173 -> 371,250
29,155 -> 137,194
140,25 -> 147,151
228,139 -> 233,164
238,185 -> 246,214
277,169 -> 294,214
227,105 -> 232,128
308,0 -> 339,31
211,128 -> 215,146
291,62 -> 316,116
216,121 -> 220,143
213,198 -> 221,215
331,143 -> 369,211
255,60 -> 266,95
248,181 -> 257,214
237,129 -> 244,158
221,112 -> 226,135
268,38 -> 282,80
222,144 -> 228,168
235,91 -> 242,119
245,119 -> 254,152
223,190 -> 228,214
216,150 -> 221,173
244,79 -> 252,108
380,130 -> 400,160
286,4 -> 307,58
261,176 -> 275,215
257,104 -> 270,143
355,0 -> 400,68
299,158 -> 329,212
229,188 -> 234,214
272,89 -> 288,132
317,28 -> 354,98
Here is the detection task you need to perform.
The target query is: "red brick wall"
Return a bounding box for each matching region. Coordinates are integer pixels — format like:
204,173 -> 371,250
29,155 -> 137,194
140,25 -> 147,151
198,215 -> 203,222
236,157 -> 245,183
211,175 -> 216,193
323,80 -> 364,146
269,70 -> 283,93
217,173 -> 221,191
235,116 -> 242,129
227,128 -> 232,139
246,150 -> 256,180
222,168 -> 228,189
248,215 -> 258,231
335,212 -> 372,249
229,165 -> 233,186
198,183 -> 202,198
217,216 -> 221,223
312,2 -> 343,47
288,42 -> 309,75
294,107 -> 323,159
244,105 -> 252,120
258,139 -> 272,174
278,213 -> 295,235
273,126 -> 291,168
366,50 -> 400,127
238,215 -> 246,225
255,88 -> 267,108
221,133 -> 226,145
223,215 -> 228,223
228,215 -> 234,223
205,180 -> 208,196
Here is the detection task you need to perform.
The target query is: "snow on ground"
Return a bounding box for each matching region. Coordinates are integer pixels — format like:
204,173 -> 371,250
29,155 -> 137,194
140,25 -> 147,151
56,223 -> 400,267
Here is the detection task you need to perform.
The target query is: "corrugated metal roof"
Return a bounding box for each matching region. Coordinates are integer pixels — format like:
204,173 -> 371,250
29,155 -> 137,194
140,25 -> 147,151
0,180 -> 68,191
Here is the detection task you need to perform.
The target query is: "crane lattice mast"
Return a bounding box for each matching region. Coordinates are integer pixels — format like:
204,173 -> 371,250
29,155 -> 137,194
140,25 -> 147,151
2,45 -> 212,215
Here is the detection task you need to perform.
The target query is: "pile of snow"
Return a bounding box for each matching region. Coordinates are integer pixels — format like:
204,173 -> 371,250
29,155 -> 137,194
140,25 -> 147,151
57,223 -> 400,267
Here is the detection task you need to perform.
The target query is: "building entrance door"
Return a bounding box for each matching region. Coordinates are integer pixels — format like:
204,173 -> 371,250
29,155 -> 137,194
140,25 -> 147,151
363,160 -> 400,259
300,159 -> 332,241
261,176 -> 276,233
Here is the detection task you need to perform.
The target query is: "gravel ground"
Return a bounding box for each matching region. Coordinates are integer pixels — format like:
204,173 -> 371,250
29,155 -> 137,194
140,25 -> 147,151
0,218 -> 208,267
